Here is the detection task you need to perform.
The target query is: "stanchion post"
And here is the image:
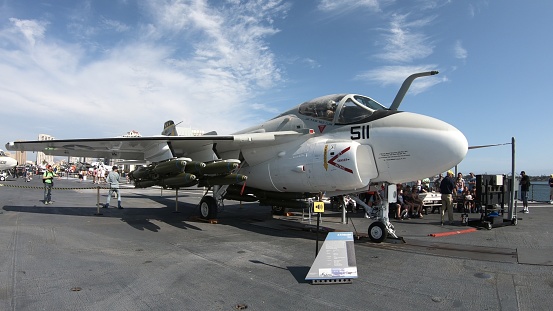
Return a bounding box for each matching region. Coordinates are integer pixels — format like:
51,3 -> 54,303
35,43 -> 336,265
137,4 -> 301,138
173,188 -> 180,213
314,192 -> 324,257
95,186 -> 103,215
316,212 -> 320,256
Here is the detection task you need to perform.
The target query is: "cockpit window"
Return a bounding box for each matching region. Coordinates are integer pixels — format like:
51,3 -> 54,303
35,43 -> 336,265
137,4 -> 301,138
336,95 -> 387,124
0,150 -> 6,157
295,94 -> 388,124
297,94 -> 343,122
353,95 -> 387,111
337,98 -> 374,124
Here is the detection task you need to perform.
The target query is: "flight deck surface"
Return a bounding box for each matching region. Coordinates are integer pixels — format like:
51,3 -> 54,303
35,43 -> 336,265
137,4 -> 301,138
1,176 -> 552,310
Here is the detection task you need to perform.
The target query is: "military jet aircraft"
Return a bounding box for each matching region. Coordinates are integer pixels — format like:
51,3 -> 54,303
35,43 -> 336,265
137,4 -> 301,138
0,150 -> 17,181
6,71 -> 468,241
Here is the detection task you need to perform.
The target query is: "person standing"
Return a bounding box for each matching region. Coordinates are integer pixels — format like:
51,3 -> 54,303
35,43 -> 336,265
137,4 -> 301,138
42,165 -> 58,205
455,172 -> 465,196
468,172 -> 476,191
433,174 -> 442,192
103,166 -> 123,209
549,174 -> 553,204
440,170 -> 456,226
520,171 -> 531,213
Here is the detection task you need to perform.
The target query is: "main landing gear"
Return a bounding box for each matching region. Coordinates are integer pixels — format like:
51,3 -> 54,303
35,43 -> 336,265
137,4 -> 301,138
366,183 -> 400,243
198,185 -> 228,220
199,196 -> 218,219
368,222 -> 388,243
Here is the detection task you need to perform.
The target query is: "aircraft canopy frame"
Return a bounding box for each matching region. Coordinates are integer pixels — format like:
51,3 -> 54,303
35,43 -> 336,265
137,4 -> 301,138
296,94 -> 388,124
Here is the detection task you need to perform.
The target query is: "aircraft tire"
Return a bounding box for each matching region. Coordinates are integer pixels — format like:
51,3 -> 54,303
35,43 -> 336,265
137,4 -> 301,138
271,206 -> 286,215
368,222 -> 387,243
0,176 -> 5,181
199,196 -> 218,219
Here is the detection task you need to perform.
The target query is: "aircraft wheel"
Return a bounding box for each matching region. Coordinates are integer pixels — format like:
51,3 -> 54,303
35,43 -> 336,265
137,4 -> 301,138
199,196 -> 218,219
485,222 -> 492,230
0,176 -> 5,181
511,218 -> 518,226
368,222 -> 388,243
271,206 -> 286,215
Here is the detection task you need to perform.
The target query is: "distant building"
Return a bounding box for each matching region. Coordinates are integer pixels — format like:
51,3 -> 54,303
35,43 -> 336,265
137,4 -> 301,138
36,134 -> 54,165
14,150 -> 26,166
123,130 -> 141,137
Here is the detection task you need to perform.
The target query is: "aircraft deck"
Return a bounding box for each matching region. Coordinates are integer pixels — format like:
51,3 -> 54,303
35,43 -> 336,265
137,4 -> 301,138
1,176 -> 552,310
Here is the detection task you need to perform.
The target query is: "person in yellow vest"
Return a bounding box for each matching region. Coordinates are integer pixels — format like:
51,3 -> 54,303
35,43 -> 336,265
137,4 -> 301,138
42,165 -> 58,205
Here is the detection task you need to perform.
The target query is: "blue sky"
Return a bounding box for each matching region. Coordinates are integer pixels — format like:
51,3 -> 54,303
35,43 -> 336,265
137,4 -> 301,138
1,0 -> 551,176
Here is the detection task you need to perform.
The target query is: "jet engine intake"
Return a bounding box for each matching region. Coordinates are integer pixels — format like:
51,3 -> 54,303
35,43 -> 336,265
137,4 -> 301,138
242,140 -> 378,193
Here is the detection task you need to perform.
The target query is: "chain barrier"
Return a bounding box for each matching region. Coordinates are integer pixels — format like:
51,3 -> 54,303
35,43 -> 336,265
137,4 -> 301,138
0,183 -> 126,191
0,182 -> 186,216
0,183 -> 133,215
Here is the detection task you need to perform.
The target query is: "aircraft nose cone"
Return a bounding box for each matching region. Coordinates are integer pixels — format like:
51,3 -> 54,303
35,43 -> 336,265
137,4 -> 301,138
407,112 -> 468,172
370,111 -> 468,183
444,123 -> 469,168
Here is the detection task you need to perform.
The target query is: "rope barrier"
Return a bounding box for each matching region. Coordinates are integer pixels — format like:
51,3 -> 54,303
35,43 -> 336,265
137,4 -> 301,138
1,182 -> 200,215
0,183 -> 132,190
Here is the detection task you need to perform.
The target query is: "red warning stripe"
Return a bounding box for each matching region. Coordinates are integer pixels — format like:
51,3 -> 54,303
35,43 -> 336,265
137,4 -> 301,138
428,227 -> 477,237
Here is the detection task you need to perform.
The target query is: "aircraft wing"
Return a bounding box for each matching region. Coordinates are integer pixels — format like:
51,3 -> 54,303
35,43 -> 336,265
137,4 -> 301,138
5,131 -> 306,162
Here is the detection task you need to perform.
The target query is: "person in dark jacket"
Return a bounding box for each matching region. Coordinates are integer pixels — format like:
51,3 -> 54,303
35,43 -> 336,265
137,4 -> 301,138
439,170 -> 456,225
520,171 -> 531,213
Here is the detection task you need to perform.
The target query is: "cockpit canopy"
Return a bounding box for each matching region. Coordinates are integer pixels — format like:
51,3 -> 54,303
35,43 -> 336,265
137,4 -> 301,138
0,150 -> 6,157
296,94 -> 388,124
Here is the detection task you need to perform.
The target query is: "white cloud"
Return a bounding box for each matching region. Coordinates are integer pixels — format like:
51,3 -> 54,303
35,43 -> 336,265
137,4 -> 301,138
318,0 -> 383,12
454,40 -> 467,59
101,18 -> 130,33
302,58 -> 321,69
7,18 -> 48,47
0,0 -> 289,141
356,65 -> 447,94
374,14 -> 435,63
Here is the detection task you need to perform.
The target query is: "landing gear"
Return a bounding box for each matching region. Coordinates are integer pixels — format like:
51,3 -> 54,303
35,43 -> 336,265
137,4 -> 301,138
271,206 -> 287,215
199,196 -> 218,219
368,222 -> 388,243
365,183 -> 400,243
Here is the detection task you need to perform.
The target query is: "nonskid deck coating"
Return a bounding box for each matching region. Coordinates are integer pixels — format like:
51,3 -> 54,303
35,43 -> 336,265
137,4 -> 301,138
1,176 -> 553,310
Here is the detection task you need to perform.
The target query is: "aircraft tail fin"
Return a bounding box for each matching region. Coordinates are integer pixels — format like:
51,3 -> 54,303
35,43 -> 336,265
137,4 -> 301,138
162,120 -> 178,136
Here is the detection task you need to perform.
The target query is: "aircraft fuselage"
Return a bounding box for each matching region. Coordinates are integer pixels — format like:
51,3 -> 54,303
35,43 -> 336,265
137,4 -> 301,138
0,151 -> 17,171
234,94 -> 467,196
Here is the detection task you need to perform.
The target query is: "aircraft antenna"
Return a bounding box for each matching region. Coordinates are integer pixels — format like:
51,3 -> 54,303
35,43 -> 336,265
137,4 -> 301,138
389,71 -> 439,111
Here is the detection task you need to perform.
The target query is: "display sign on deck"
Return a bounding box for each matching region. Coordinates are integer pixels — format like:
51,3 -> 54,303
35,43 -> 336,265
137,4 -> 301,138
305,232 -> 358,284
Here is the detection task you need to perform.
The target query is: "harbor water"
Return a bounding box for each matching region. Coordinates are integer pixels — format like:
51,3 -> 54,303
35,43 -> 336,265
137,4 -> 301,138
527,181 -> 550,202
